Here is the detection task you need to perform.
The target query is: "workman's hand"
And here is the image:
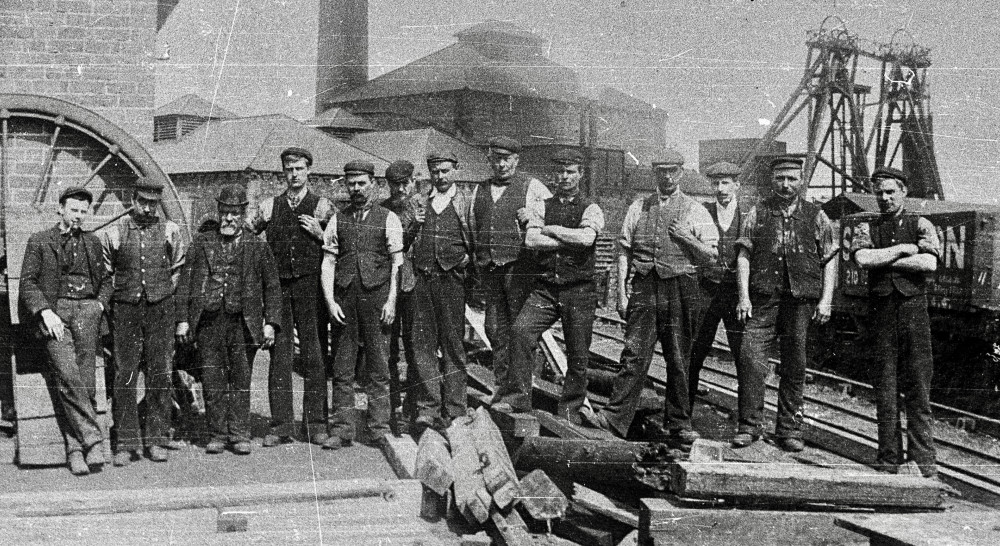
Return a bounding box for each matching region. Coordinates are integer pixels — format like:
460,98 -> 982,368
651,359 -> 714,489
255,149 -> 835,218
516,207 -> 531,225
40,309 -> 65,341
381,299 -> 397,327
617,295 -> 629,320
262,324 -> 276,349
328,302 -> 347,326
298,214 -> 323,239
175,321 -> 191,345
736,297 -> 753,322
414,207 -> 426,224
813,300 -> 832,325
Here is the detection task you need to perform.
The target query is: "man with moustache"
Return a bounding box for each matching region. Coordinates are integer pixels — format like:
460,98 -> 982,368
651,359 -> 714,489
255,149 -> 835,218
733,155 -> 837,452
582,150 -> 717,443
321,160 -> 404,450
688,161 -> 747,405
20,186 -> 112,475
102,178 -> 186,465
510,149 -> 605,423
248,147 -> 333,447
852,167 -> 939,477
175,184 -> 282,455
470,136 -> 551,413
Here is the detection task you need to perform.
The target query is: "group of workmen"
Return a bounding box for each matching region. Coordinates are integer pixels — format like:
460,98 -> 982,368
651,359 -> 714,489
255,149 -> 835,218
20,135 -> 938,480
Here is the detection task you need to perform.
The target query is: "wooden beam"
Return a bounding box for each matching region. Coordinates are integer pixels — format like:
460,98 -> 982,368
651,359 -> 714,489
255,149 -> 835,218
834,511 -> 1000,546
414,429 -> 454,496
514,437 -> 671,489
517,469 -> 568,522
571,483 -> 640,529
382,433 -> 419,480
447,415 -> 490,524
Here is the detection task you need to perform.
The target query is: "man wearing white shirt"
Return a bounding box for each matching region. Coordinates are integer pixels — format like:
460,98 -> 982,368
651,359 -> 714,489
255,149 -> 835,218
408,151 -> 473,431
321,160 -> 404,450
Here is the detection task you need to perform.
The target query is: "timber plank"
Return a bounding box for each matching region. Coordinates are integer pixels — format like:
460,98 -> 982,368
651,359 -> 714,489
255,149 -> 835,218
414,428 -> 454,496
447,415 -> 491,524
383,433 -> 419,480
572,483 -> 640,528
834,511 -> 1000,546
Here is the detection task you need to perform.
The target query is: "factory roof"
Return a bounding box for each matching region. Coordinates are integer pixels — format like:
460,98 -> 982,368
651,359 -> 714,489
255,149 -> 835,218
348,128 -> 492,182
304,108 -> 376,131
154,94 -> 238,119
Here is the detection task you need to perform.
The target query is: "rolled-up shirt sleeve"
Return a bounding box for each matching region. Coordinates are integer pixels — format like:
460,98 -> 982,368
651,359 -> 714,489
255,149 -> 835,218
314,197 -> 335,226
525,179 -> 552,221
581,203 -> 606,235
525,200 -> 546,230
385,211 -> 403,254
916,216 -> 941,258
165,221 -> 186,273
734,206 -> 759,253
618,199 -> 644,251
322,214 -> 339,256
815,210 -> 836,258
687,202 -> 719,248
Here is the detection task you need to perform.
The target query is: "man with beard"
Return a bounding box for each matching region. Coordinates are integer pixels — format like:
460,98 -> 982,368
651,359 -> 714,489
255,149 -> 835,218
175,184 -> 282,455
852,167 -> 939,477
510,149 -> 605,423
409,151 -> 473,432
20,186 -> 111,475
102,178 -> 186,465
248,147 -> 333,447
470,136 -> 551,413
688,161 -> 747,406
733,155 -> 837,452
321,160 -> 404,450
582,150 -> 717,444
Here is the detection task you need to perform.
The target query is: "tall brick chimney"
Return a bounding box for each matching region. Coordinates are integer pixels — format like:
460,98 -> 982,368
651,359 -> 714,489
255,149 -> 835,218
315,0 -> 369,115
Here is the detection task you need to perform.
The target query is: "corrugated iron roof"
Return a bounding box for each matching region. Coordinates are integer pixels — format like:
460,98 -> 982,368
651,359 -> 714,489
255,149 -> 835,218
305,108 -> 376,131
155,94 -> 238,119
151,114 -> 387,176
348,128 -> 492,182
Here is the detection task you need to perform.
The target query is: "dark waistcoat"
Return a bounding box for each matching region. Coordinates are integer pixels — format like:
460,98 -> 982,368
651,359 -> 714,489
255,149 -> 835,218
269,191 -> 323,279
204,237 -> 244,314
335,205 -> 391,289
413,199 -> 468,274
539,196 -> 596,286
748,197 -> 823,299
704,201 -> 743,284
631,192 -> 701,279
473,174 -> 530,269
112,219 -> 174,304
868,213 -> 928,297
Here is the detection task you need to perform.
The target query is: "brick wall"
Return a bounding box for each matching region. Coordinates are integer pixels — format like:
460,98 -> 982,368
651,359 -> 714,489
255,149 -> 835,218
0,0 -> 156,140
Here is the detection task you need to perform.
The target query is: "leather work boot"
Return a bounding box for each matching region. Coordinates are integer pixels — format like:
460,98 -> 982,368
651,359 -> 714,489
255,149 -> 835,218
147,445 -> 169,462
113,450 -> 134,467
205,440 -> 226,454
731,432 -> 760,448
84,443 -> 106,468
68,451 -> 89,476
232,441 -> 252,455
777,437 -> 805,453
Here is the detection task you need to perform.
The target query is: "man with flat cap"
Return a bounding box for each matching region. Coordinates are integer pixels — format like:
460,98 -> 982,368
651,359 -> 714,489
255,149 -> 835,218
176,184 -> 282,455
582,150 -> 718,443
852,166 -> 939,477
408,150 -> 473,431
688,161 -> 748,406
21,186 -> 111,475
102,177 -> 186,465
734,154 -> 837,452
510,149 -> 605,422
470,135 -> 551,413
321,160 -> 404,450
248,146 -> 334,447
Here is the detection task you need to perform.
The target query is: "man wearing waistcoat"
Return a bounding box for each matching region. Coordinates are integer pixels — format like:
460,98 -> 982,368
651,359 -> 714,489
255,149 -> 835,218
102,178 -> 186,465
470,135 -> 551,413
176,184 -> 282,455
853,167 -> 939,477
248,147 -> 333,447
734,154 -> 837,452
689,161 -> 748,405
409,151 -> 473,432
21,186 -> 111,475
511,149 -> 605,423
582,150 -> 718,443
322,160 -> 404,450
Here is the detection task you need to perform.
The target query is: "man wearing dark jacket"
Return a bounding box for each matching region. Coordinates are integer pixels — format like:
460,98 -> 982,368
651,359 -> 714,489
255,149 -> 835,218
176,184 -> 282,455
21,186 -> 112,475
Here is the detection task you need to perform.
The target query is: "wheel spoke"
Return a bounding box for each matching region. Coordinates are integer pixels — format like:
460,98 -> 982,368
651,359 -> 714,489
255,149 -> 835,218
32,114 -> 65,207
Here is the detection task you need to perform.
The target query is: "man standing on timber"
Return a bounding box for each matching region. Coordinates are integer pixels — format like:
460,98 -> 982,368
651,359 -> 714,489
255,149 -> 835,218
470,135 -> 551,413
21,186 -> 111,475
510,149 -> 605,423
582,150 -> 718,443
409,151 -> 473,432
688,161 -> 748,406
852,167 -> 939,477
248,147 -> 333,447
734,154 -> 837,452
176,184 -> 282,455
322,160 -> 404,450
102,178 -> 185,465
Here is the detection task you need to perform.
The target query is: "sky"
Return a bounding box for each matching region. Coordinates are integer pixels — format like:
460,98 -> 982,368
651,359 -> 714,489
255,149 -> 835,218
157,0 -> 1000,203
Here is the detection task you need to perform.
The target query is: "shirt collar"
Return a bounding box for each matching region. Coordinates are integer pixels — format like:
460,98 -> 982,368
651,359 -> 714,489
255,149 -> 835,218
431,184 -> 458,200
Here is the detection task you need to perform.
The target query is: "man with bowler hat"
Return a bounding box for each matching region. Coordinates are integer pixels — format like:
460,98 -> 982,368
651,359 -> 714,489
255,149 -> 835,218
176,184 -> 282,455
102,177 -> 186,465
20,186 -> 112,474
248,146 -> 333,446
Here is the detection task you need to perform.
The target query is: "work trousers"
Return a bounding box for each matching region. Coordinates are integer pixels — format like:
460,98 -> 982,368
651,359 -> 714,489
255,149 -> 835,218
46,298 -> 103,454
483,262 -> 538,409
511,280 -> 597,416
330,280 -> 391,442
411,269 -> 468,426
270,274 -> 326,437
689,278 -> 744,402
389,291 -> 418,425
198,311 -> 257,444
604,273 -> 705,436
871,292 -> 936,475
738,290 -> 813,439
112,296 -> 173,451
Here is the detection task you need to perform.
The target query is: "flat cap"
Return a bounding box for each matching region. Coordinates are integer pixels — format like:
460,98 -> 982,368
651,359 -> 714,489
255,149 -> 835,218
280,146 -> 313,166
871,166 -> 909,187
704,161 -> 742,178
216,183 -> 249,206
385,160 -> 415,183
651,149 -> 685,168
133,177 -> 164,200
487,135 -> 521,155
343,159 -> 375,176
426,150 -> 458,165
552,148 -> 585,165
770,154 -> 807,170
58,185 -> 93,204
